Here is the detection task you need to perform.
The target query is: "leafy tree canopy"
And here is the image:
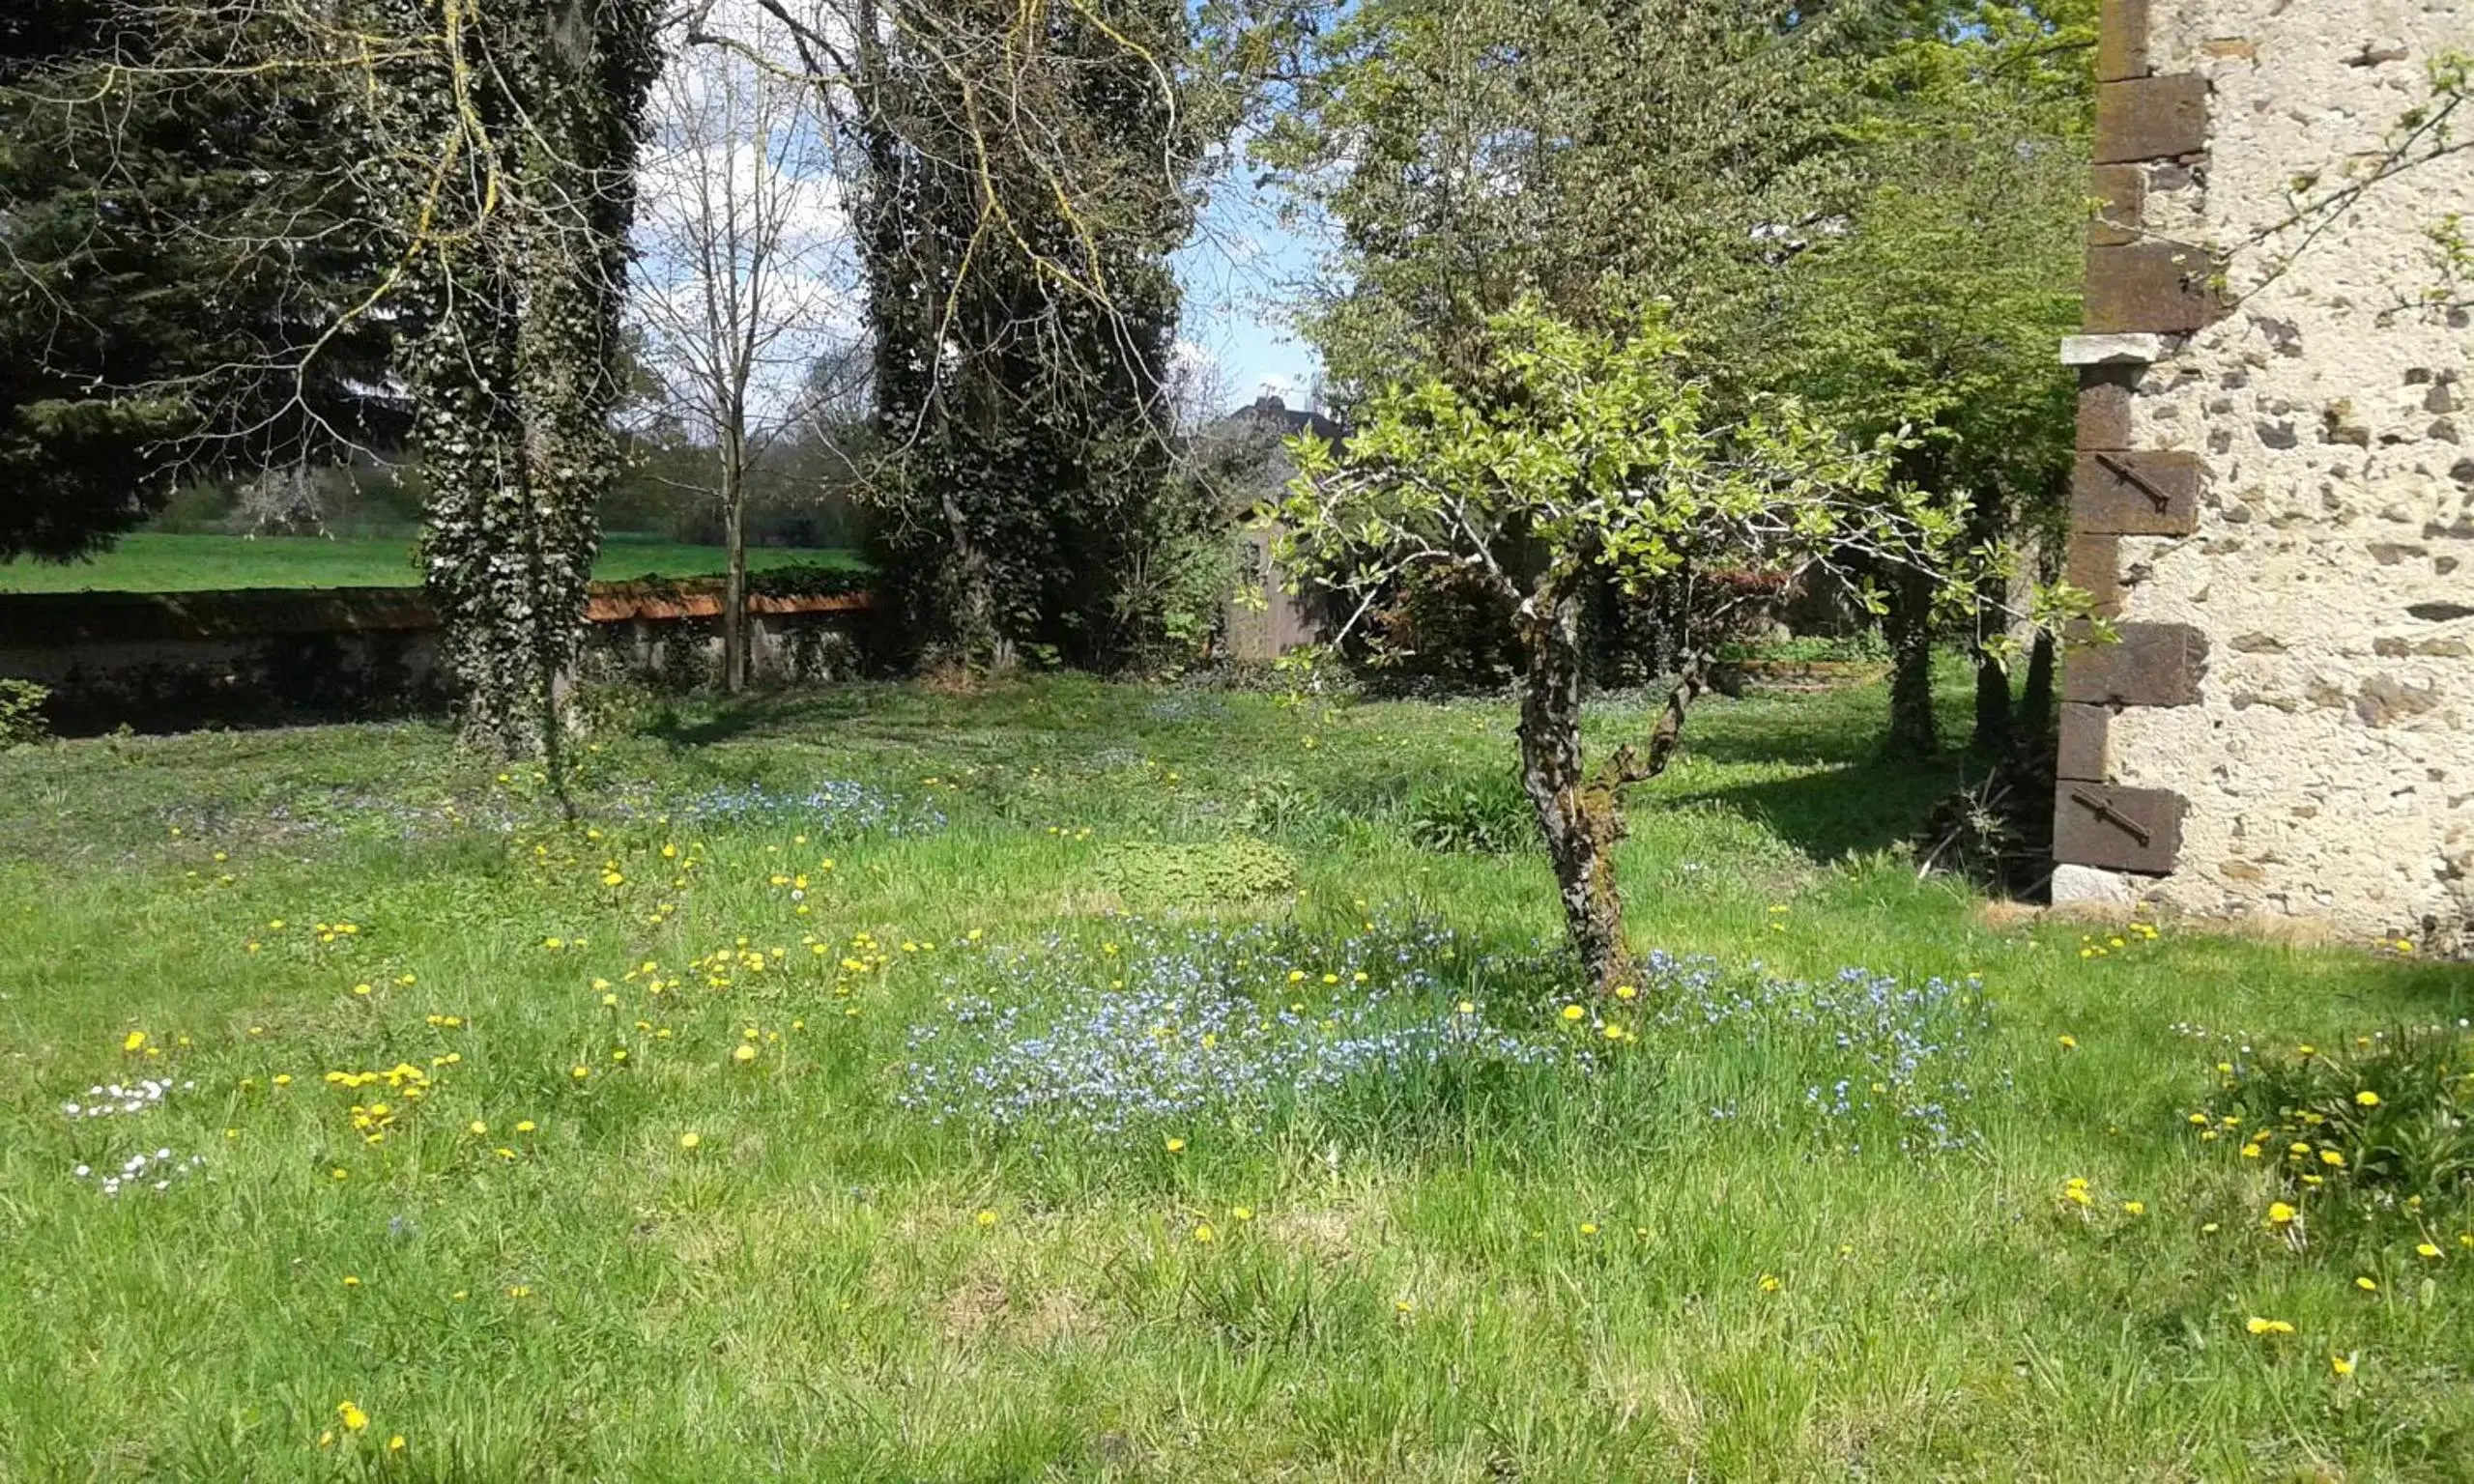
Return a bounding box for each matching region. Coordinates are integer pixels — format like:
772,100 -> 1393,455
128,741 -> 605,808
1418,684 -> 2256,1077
0,0 -> 405,562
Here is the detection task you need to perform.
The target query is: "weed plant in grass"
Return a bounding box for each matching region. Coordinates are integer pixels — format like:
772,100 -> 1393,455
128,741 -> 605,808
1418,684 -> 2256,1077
1,671 -> 2470,1477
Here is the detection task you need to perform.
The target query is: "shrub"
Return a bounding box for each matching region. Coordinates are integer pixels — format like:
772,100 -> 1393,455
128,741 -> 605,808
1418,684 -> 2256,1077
1092,839 -> 1300,906
2197,1027 -> 2474,1251
0,679 -> 51,748
1228,778 -> 1343,842
1404,773 -> 1535,854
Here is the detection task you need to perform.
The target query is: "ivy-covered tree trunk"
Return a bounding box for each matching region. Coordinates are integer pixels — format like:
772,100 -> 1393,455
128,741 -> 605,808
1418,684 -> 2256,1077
1514,577 -> 1632,994
389,0 -> 658,762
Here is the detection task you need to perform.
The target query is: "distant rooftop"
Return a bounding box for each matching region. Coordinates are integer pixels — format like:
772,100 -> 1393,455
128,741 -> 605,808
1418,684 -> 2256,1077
1232,394 -> 1344,445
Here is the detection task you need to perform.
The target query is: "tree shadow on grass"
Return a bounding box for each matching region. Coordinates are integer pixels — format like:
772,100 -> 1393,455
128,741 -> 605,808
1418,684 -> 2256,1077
642,692 -> 820,751
1665,755 -> 1964,867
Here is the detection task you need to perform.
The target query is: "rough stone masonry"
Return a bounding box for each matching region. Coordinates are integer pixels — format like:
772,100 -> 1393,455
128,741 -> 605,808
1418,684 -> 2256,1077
2051,0 -> 2474,952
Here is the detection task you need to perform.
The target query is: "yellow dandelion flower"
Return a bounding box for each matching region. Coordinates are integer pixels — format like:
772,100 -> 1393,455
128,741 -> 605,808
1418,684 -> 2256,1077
678,1131 -> 701,1150
1758,1273 -> 1782,1293
733,1043 -> 758,1064
2057,1035 -> 2077,1050
2330,1354 -> 2355,1377
122,1031 -> 147,1052
2266,1202 -> 2296,1226
2245,1316 -> 2294,1336
336,1402 -> 368,1433
2417,1241 -> 2442,1259
515,1120 -> 536,1134
1193,1223 -> 1216,1243
388,1436 -> 406,1453
2354,1091 -> 2381,1108
1561,1005 -> 1585,1022
1165,1136 -> 1187,1155
1231,1206 -> 1253,1222
2355,1275 -> 2377,1292
2120,1201 -> 2145,1217
976,1209 -> 997,1227
469,1120 -> 488,1136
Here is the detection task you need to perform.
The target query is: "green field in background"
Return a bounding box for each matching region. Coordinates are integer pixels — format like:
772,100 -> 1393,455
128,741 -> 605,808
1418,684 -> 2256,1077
0,533 -> 865,593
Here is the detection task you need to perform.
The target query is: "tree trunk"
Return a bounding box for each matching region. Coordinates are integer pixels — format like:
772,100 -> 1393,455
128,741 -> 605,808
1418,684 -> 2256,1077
1970,643 -> 2012,756
937,485 -> 1009,671
2015,627 -> 2057,742
1514,579 -> 1631,993
1965,488 -> 2014,756
1883,565 -> 1939,758
721,442 -> 748,694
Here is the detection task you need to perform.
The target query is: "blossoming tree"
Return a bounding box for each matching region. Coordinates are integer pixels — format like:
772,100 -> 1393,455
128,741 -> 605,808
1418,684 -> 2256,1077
1281,300 -> 1971,992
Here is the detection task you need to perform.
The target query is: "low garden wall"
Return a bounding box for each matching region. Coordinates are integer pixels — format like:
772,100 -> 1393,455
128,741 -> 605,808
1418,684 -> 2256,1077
0,579 -> 877,735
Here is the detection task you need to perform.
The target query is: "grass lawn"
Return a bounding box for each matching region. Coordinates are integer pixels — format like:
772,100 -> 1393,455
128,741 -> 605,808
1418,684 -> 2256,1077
2,671 -> 2467,1479
0,532 -> 865,593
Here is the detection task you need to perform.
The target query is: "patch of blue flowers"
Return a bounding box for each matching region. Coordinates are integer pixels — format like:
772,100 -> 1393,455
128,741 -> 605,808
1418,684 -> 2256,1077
1639,954 -> 2001,1155
899,917 -> 1572,1139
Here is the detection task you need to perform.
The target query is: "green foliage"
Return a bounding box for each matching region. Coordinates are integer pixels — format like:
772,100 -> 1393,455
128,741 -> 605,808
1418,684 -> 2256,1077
1283,298 -> 1966,987
2212,1029 -> 2474,1251
1093,838 -> 1301,905
1404,773 -> 1534,855
855,0 -> 1201,671
1282,300 -> 1945,629
0,0 -> 407,560
1363,564 -> 1520,692
1763,1 -> 2094,555
1252,0 -> 1861,390
0,679 -> 50,748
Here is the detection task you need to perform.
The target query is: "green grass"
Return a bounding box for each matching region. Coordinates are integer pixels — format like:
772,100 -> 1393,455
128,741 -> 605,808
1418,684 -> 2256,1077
2,671 -> 2468,1480
0,532 -> 865,593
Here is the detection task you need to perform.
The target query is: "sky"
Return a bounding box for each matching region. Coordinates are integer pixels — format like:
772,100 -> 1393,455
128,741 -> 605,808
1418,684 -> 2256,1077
630,1 -> 1331,425
1171,162 -> 1329,413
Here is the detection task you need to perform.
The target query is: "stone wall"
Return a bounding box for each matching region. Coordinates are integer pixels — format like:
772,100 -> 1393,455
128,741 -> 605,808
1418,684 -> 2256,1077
2053,0 -> 2474,952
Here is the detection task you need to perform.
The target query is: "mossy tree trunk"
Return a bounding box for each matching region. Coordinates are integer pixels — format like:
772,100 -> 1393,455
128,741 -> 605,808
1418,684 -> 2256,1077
1515,576 -> 1629,993
1512,567 -> 1719,995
